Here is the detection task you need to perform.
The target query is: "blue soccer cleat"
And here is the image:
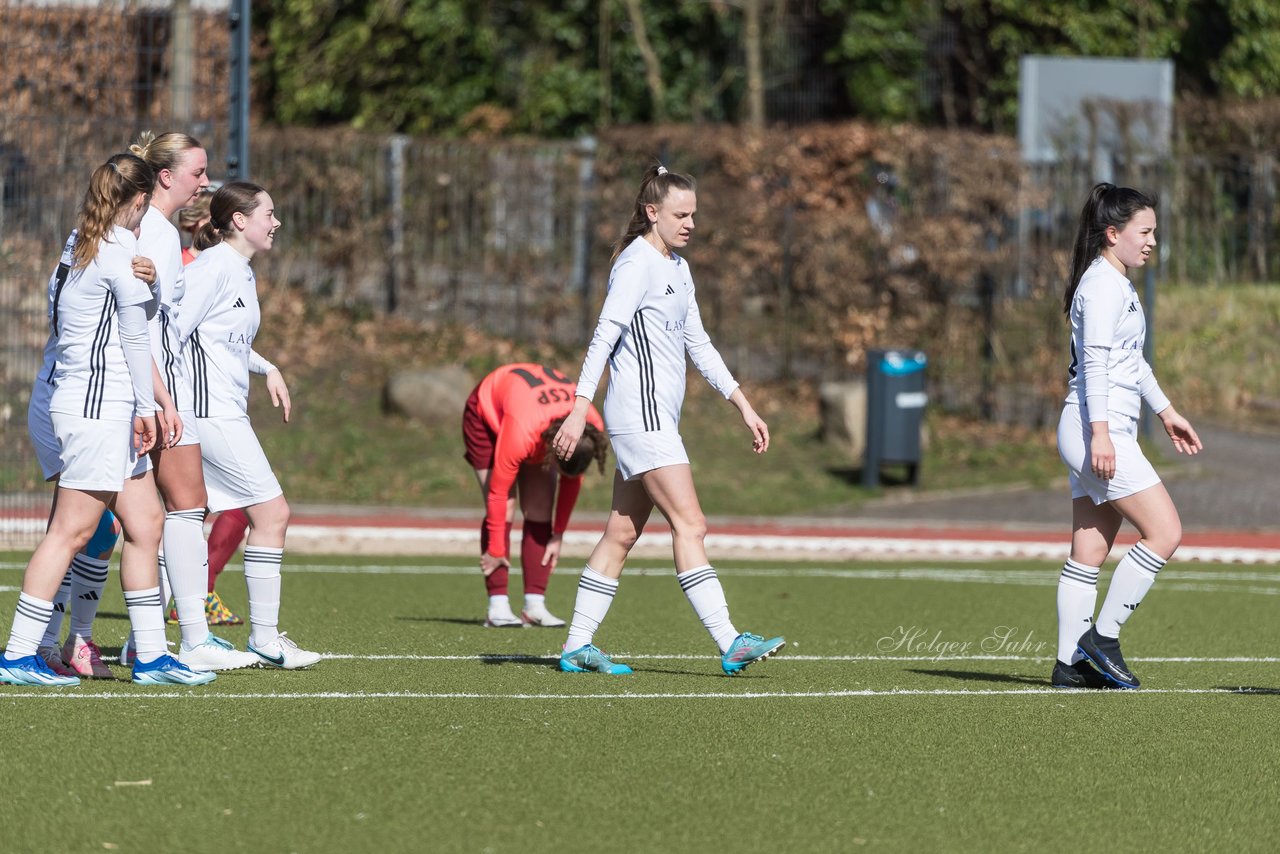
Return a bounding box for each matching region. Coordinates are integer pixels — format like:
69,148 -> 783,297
721,632 -> 785,675
559,644 -> 633,674
0,653 -> 81,687
131,653 -> 217,686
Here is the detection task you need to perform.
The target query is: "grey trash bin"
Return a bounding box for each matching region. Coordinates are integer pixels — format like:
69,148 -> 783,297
862,348 -> 927,487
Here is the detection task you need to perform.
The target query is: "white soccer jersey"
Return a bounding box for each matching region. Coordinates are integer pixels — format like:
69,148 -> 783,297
576,237 -> 738,436
173,242 -> 261,417
30,230 -> 78,410
138,205 -> 194,410
48,226 -> 156,420
1065,256 -> 1168,420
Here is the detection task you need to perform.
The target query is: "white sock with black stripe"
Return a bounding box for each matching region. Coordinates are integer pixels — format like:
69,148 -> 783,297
165,508 -> 211,648
123,587 -> 166,664
1095,542 -> 1166,638
678,565 -> 738,653
68,554 -> 110,642
244,546 -> 284,648
564,566 -> 618,651
1056,558 -> 1099,664
41,570 -> 73,648
7,593 -> 54,659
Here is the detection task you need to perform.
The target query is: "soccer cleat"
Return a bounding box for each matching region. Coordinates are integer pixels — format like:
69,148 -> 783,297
37,645 -> 77,678
559,644 -> 632,674
721,632 -> 786,675
521,604 -> 566,628
248,633 -> 321,670
484,607 -> 525,628
205,591 -> 243,626
61,637 -> 115,679
1076,626 -> 1140,689
131,653 -> 217,686
1050,659 -> 1111,690
178,634 -> 260,672
0,653 -> 81,687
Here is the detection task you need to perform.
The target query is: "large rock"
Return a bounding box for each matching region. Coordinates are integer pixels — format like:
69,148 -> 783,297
819,380 -> 867,461
383,366 -> 475,424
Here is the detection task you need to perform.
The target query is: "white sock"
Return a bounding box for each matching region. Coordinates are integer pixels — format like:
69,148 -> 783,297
488,594 -> 513,616
165,509 -> 211,647
678,565 -> 739,653
1056,559 -> 1099,664
157,552 -> 173,612
7,593 -> 54,659
41,570 -> 73,648
68,554 -> 110,641
1096,542 -> 1166,638
123,587 -> 166,664
523,593 -> 546,611
244,546 -> 283,648
564,566 -> 618,651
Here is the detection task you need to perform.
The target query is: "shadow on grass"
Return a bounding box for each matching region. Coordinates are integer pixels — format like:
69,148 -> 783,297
907,668 -> 1047,687
826,466 -> 918,488
395,615 -> 485,627
1216,686 -> 1280,695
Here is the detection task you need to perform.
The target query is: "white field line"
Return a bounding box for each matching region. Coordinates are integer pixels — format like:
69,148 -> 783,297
4,563 -> 1280,597
313,652 -> 1280,664
0,687 -> 1273,700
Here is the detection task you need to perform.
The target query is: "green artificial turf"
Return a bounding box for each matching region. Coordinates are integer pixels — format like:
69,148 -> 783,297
2,553 -> 1280,853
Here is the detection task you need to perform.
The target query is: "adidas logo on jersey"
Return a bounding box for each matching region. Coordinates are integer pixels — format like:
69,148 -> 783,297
233,297 -> 246,308
1128,302 -> 1139,312
664,284 -> 675,295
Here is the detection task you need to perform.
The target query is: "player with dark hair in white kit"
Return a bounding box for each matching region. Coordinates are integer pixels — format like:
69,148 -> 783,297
176,181 -> 321,669
1052,182 -> 1202,690
552,163 -> 785,676
127,131 -> 258,672
0,153 -> 214,686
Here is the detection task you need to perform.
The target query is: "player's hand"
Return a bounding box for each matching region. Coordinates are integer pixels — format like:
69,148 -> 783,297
542,533 -> 563,569
1160,408 -> 1203,456
553,410 -> 587,460
265,368 -> 292,423
156,404 -> 182,448
1089,428 -> 1116,480
480,553 -> 510,578
131,255 -> 157,286
741,407 -> 769,454
135,415 -> 157,455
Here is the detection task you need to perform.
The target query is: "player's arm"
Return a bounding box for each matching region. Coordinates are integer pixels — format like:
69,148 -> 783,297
1077,281 -> 1125,479
250,349 -> 291,423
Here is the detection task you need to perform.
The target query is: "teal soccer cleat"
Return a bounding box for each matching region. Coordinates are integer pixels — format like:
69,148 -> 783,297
559,644 -> 633,674
0,653 -> 81,687
132,653 -> 217,686
721,632 -> 785,675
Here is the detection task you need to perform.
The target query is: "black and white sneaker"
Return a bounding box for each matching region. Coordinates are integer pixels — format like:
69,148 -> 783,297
1076,627 -> 1140,689
1050,659 -> 1110,690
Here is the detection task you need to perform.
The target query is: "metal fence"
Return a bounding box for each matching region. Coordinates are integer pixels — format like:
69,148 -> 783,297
0,0 -> 229,541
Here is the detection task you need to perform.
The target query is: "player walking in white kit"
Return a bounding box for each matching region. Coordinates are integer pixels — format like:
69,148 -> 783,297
127,132 -> 258,672
1052,183 -> 1202,690
0,153 -> 213,686
176,181 -> 320,669
552,164 -> 785,676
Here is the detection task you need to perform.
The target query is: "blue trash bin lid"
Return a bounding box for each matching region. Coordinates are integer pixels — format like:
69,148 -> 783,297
879,350 -> 927,376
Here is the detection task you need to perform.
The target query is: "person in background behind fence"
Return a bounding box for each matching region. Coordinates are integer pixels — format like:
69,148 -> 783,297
1052,182 -> 1203,691
462,363 -> 608,628
552,163 -> 785,676
176,181 -> 320,669
0,153 -> 214,687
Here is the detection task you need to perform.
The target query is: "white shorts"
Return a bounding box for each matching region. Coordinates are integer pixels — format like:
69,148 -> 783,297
610,430 -> 690,481
1057,404 -> 1161,504
50,413 -> 151,492
197,415 -> 283,513
172,409 -> 201,448
27,398 -> 62,482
